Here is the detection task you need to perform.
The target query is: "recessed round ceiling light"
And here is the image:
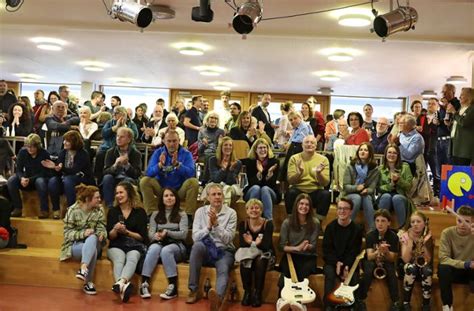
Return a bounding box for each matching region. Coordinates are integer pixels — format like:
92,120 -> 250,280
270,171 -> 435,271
338,14 -> 372,27
200,70 -> 221,76
421,90 -> 437,98
320,75 -> 341,82
328,53 -> 353,62
209,81 -> 237,91
84,66 -> 105,72
37,44 -> 63,51
446,75 -> 467,84
15,73 -> 43,79
213,85 -> 231,91
179,47 -> 204,56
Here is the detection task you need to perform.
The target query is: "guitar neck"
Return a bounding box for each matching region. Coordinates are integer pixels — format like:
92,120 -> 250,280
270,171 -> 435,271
343,250 -> 365,286
286,253 -> 299,283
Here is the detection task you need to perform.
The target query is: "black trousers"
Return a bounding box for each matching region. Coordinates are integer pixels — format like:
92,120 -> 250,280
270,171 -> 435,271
438,264 -> 474,306
240,256 -> 269,294
285,187 -> 331,217
359,259 -> 399,302
451,156 -> 472,166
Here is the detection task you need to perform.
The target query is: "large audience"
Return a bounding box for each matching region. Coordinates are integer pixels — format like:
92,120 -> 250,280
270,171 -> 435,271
0,80 -> 473,311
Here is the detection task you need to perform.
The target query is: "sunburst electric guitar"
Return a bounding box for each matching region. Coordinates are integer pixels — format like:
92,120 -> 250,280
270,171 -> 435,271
327,250 -> 366,307
280,253 -> 317,304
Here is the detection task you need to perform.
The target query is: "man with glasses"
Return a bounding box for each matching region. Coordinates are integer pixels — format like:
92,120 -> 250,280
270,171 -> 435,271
58,85 -> 78,116
371,116 -> 390,154
323,198 -> 364,311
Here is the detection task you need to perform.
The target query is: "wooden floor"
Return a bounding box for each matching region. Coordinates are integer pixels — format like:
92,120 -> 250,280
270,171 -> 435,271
0,284 -> 303,311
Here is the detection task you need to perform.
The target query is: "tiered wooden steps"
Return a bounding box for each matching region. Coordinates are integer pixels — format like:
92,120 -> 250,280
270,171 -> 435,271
2,201 -> 473,310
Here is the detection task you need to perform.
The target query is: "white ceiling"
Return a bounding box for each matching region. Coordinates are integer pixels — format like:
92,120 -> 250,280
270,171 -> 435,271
0,0 -> 473,98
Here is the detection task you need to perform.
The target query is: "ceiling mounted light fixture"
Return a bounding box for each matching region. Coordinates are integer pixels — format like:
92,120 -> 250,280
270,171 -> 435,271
313,70 -> 347,82
194,65 -> 226,76
15,73 -> 43,80
110,77 -> 137,85
173,42 -> 211,56
209,81 -> 237,91
317,87 -> 334,95
30,37 -> 67,51
328,53 -> 353,62
338,13 -> 371,27
446,75 -> 467,84
77,60 -> 111,72
232,0 -> 263,35
421,90 -> 437,98
192,0 -> 214,23
111,0 -> 153,28
372,6 -> 418,38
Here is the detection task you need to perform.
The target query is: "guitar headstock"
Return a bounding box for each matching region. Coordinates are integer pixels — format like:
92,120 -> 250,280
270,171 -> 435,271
356,250 -> 366,261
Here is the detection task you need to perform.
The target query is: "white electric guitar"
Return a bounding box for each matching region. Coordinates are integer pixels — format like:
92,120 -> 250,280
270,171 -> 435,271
280,253 -> 316,304
327,250 -> 366,307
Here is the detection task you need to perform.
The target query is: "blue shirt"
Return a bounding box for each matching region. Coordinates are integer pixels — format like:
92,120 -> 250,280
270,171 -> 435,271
289,121 -> 314,143
399,129 -> 425,163
146,145 -> 195,190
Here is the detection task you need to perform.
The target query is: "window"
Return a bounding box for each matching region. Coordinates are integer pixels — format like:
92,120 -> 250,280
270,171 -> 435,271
101,86 -> 170,116
20,82 -> 81,103
330,96 -> 404,122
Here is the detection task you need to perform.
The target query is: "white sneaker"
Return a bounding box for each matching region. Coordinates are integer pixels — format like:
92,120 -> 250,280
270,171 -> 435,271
441,305 -> 453,311
0,175 -> 7,186
276,298 -> 291,311
140,282 -> 151,299
290,301 -> 307,311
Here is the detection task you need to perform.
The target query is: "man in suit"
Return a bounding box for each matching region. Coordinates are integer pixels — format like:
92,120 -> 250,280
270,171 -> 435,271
252,93 -> 276,142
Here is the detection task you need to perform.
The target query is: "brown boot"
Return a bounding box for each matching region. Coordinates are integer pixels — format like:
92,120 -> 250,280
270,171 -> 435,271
186,290 -> 198,304
209,289 -> 222,311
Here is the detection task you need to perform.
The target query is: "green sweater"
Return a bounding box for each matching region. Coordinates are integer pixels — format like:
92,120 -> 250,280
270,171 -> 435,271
439,226 -> 474,269
378,162 -> 413,196
60,202 -> 107,261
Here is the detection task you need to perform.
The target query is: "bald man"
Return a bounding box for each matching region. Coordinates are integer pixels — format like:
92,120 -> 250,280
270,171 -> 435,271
371,117 -> 390,154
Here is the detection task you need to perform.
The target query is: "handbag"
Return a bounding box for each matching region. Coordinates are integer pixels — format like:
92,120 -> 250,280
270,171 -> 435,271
201,235 -> 224,265
122,236 -> 147,255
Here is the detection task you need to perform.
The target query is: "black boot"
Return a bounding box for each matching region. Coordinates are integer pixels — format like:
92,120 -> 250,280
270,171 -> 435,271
251,290 -> 262,307
241,291 -> 252,306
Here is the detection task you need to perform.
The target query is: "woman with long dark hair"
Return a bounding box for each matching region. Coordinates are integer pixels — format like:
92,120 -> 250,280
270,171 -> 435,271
60,184 -> 106,295
277,193 -> 319,309
139,187 -> 188,300
7,102 -> 32,137
378,144 -> 413,228
341,142 -> 380,230
107,181 -> 148,303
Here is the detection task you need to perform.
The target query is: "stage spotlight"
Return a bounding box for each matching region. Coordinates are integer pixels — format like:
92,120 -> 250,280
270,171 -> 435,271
373,6 -> 418,38
192,0 -> 214,22
111,0 -> 153,28
232,0 -> 262,35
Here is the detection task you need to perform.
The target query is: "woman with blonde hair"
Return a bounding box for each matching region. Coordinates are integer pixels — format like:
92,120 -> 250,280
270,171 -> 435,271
78,106 -> 98,140
242,138 -> 280,220
198,110 -> 225,161
107,181 -> 148,303
238,198 -> 274,307
399,211 -> 433,311
205,137 -> 242,205
60,184 -> 107,295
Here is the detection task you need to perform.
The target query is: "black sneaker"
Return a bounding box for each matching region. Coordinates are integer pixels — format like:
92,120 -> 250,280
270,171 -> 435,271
112,282 -> 121,294
83,282 -> 97,295
159,283 -> 177,300
75,268 -> 88,281
121,282 -> 133,303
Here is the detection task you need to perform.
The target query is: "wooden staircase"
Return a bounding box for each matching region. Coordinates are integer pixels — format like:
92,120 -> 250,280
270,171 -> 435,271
1,193 -> 473,310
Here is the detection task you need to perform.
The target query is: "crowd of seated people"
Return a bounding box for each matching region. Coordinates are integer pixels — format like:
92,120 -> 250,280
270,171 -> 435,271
0,81 -> 473,310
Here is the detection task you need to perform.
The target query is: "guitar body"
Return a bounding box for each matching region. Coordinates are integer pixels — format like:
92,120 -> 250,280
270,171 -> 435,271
281,276 -> 316,304
327,283 -> 359,306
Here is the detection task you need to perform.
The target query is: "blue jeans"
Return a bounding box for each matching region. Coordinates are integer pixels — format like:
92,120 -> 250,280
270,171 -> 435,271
436,139 -> 450,172
71,235 -> 101,283
141,243 -> 185,278
244,185 -> 276,219
347,193 -> 375,230
188,241 -> 235,298
7,175 -> 49,211
378,193 -> 407,228
107,248 -> 141,282
49,175 -> 91,209
102,174 -> 118,208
